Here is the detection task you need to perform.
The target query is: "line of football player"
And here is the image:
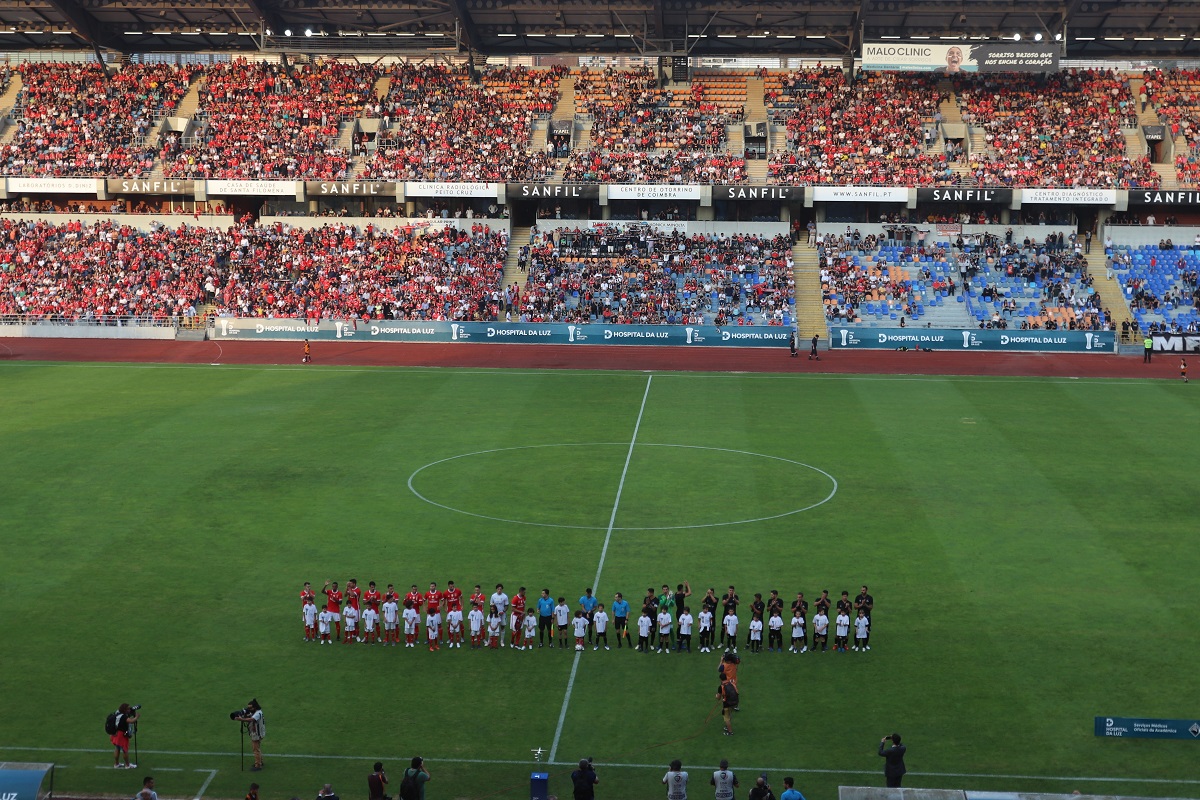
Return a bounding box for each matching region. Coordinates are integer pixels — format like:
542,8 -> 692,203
300,580 -> 876,653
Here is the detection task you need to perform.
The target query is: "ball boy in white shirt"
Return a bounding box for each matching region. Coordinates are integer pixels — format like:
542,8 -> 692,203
592,604 -> 610,651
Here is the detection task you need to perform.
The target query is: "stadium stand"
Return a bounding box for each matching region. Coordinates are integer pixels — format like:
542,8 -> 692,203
1108,243 -> 1200,333
820,230 -> 1113,330
1,62 -> 196,178
1140,69 -> 1200,187
562,67 -> 747,184
953,70 -> 1159,188
363,64 -> 565,182
0,218 -> 510,322
162,59 -> 375,180
518,224 -> 794,325
766,69 -> 957,186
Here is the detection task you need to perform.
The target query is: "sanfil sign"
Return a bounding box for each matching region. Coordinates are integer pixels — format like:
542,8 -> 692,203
1095,716 -> 1200,740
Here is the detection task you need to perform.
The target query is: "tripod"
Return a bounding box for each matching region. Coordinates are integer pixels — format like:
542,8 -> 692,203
239,722 -> 245,772
129,719 -> 139,768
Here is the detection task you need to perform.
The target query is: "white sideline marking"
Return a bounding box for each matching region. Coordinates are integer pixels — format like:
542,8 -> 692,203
547,374 -> 653,763
5,747 -> 1198,786
194,769 -> 218,800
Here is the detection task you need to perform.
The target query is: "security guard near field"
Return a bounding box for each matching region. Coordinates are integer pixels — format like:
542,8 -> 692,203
1144,334 -> 1153,363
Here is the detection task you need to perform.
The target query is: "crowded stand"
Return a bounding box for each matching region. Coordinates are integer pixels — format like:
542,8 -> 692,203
1140,69 -> 1200,149
1109,243 -> 1200,333
562,150 -> 746,184
1,62 -> 195,178
363,64 -> 564,182
0,218 -> 510,323
562,67 -> 746,184
766,69 -> 957,186
162,59 -> 375,180
518,225 -> 794,325
820,230 -> 1112,330
953,70 -> 1158,188
575,66 -> 740,151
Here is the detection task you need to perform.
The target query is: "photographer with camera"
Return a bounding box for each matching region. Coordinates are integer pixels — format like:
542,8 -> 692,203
878,733 -> 906,788
232,699 -> 265,772
399,756 -> 430,800
748,774 -> 776,800
368,762 -> 389,800
571,758 -> 598,800
106,703 -> 140,769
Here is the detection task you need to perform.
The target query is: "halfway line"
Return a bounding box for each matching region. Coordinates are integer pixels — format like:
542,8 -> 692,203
548,373 -> 653,763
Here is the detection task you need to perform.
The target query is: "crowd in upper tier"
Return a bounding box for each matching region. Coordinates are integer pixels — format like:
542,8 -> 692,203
1,62 -> 196,178
2,60 -> 1200,187
363,64 -> 565,183
162,60 -> 375,180
954,70 -> 1158,188
0,218 -> 510,322
767,69 -> 957,186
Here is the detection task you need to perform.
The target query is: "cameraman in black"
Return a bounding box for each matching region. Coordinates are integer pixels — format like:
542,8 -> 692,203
108,703 -> 140,769
571,758 -> 598,800
233,700 -> 265,771
368,762 -> 388,800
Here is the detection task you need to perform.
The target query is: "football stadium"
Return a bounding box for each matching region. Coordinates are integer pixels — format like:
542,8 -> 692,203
1,1 -> 1199,800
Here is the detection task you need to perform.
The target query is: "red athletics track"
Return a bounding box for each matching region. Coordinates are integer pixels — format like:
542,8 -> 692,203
0,337 -> 1171,379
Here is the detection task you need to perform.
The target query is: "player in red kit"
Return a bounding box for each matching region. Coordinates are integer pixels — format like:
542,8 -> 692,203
511,588 -> 528,650
384,584 -> 400,605
470,584 -> 487,613
405,584 -> 423,610
424,582 -> 444,651
364,582 -> 382,613
322,580 -> 344,640
345,579 -> 364,642
445,581 -> 463,612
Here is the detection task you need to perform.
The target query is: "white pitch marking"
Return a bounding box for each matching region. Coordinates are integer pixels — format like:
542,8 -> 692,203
548,374 -> 652,763
407,442 -> 837,531
193,769 -> 218,800
4,747 -> 1198,786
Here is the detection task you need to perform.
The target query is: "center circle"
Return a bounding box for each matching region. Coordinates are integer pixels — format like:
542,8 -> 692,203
406,443 -> 837,530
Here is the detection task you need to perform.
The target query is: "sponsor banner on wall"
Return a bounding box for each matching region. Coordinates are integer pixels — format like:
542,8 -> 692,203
405,181 -> 497,198
212,318 -> 793,347
1130,190 -> 1200,205
1143,125 -> 1166,142
1151,333 -> 1200,352
106,178 -> 195,194
714,185 -> 801,201
831,327 -> 1114,353
1022,188 -> 1117,205
1095,716 -> 1200,740
607,184 -> 704,201
550,119 -> 573,136
811,186 -> 908,203
506,183 -> 600,200
8,177 -> 98,194
862,42 -> 1059,73
305,181 -> 396,197
207,180 -> 297,196
916,187 -> 1013,204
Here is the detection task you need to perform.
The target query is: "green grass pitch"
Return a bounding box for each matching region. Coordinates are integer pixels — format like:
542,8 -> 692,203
1,362 -> 1198,800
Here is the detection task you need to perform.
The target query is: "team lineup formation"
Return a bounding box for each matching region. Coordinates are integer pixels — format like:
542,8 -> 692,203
299,579 -> 876,654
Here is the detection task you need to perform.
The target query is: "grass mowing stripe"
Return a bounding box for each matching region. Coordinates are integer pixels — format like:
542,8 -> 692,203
548,374 -> 653,763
